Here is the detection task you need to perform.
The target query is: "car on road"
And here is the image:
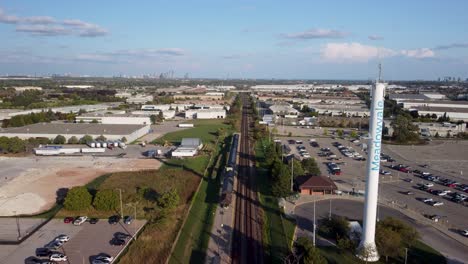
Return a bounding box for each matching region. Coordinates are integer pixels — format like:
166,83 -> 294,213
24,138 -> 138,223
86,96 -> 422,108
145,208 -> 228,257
110,237 -> 126,246
45,240 -> 64,250
73,216 -> 88,226
35,248 -> 52,257
109,215 -> 120,225
430,201 -> 444,206
50,253 -> 68,262
93,253 -> 114,263
123,215 -> 133,225
422,198 -> 433,203
89,218 -> 99,224
54,234 -> 69,243
115,232 -> 132,240
380,170 -> 391,175
63,217 -> 74,224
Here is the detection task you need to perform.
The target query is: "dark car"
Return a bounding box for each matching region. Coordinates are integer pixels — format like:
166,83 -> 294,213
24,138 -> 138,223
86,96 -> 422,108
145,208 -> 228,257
114,232 -> 131,240
123,215 -> 133,225
35,248 -> 51,257
109,215 -> 120,225
110,237 -> 126,246
25,257 -> 43,264
89,218 -> 99,224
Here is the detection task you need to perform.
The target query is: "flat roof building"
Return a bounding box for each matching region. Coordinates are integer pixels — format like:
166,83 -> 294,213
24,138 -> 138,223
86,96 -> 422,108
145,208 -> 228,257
75,114 -> 151,125
0,123 -> 150,143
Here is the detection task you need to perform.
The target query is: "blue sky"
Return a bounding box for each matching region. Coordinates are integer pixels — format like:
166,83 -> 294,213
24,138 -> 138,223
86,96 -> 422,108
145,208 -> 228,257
0,0 -> 467,80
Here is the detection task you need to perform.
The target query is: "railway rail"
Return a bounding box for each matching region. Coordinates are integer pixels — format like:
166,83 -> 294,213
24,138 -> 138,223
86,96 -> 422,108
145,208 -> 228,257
232,94 -> 264,264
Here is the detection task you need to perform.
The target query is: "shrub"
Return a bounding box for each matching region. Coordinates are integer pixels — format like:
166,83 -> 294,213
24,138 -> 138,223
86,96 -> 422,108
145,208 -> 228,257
93,189 -> 119,211
64,186 -> 92,211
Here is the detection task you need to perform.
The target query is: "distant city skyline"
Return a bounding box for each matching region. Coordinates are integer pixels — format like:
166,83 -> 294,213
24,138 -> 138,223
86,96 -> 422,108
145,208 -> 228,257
0,0 -> 467,80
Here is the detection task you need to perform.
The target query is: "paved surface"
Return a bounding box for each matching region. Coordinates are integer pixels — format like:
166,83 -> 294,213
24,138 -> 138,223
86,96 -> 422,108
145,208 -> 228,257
205,202 -> 235,264
138,121 -> 190,143
0,218 -> 145,264
0,218 -> 45,242
294,199 -> 468,264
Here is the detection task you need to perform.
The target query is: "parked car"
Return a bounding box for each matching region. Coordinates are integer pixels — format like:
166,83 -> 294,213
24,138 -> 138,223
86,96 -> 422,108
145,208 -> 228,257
423,183 -> 434,188
45,240 -> 64,250
93,253 -> 114,263
110,237 -> 126,246
430,201 -> 444,206
109,215 -> 120,225
461,230 -> 468,237
63,217 -> 74,224
50,253 -> 68,261
422,198 -> 433,203
35,248 -> 52,257
89,218 -> 99,224
404,191 -> 414,195
403,178 -> 413,183
123,215 -> 133,225
73,216 -> 88,226
54,234 -> 70,243
25,257 -> 44,264
380,170 -> 391,175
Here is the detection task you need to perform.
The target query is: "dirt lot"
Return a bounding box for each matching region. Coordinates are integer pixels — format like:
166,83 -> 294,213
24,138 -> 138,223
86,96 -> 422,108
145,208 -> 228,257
0,156 -> 161,216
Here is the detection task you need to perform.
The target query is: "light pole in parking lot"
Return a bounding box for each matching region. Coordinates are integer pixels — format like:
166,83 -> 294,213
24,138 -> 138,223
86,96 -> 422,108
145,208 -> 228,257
117,188 -> 123,218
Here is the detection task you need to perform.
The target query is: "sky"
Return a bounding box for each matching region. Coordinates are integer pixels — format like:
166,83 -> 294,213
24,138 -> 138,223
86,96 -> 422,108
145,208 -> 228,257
0,0 -> 467,80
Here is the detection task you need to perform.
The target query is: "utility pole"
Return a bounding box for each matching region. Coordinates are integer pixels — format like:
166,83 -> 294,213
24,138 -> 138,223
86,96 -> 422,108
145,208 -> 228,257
404,248 -> 408,264
313,198 -> 316,247
117,189 -> 123,218
329,199 -> 332,220
291,159 -> 294,192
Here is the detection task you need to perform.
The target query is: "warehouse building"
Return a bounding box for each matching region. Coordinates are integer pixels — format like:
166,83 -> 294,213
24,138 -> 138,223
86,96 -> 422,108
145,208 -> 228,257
75,114 -> 151,125
185,109 -> 226,119
416,122 -> 467,137
0,123 -> 150,143
171,138 -> 203,157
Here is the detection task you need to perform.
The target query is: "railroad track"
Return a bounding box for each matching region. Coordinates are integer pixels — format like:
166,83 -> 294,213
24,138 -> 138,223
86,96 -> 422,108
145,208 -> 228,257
232,95 -> 264,264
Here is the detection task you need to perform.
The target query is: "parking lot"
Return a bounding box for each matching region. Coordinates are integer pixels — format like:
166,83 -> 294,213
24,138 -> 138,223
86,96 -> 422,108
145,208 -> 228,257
0,218 -> 146,264
276,131 -> 468,234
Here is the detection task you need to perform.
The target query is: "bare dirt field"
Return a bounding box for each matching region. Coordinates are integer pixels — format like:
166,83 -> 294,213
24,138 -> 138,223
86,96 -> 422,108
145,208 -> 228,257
0,156 -> 161,216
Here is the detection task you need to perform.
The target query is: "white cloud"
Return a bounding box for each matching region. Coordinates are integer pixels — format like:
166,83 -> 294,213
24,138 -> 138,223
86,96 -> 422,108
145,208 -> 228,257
282,28 -> 348,40
0,7 -> 108,37
401,48 -> 435,59
16,25 -> 70,36
321,42 -> 435,62
321,42 -> 396,62
435,43 -> 468,50
368,34 -> 384,40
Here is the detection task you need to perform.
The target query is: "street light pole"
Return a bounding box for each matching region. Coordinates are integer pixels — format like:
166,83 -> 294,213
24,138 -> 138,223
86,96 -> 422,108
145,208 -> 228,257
313,197 -> 316,247
291,159 -> 294,192
117,189 -> 123,218
329,199 -> 332,220
404,248 -> 408,264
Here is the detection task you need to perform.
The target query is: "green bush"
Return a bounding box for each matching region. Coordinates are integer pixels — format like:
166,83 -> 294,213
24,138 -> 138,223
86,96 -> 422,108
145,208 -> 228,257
67,136 -> 79,144
64,186 -> 92,211
53,135 -> 66,144
157,188 -> 180,209
93,189 -> 119,211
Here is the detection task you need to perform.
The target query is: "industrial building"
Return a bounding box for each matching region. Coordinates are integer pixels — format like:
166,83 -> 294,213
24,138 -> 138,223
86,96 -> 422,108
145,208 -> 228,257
0,123 -> 150,143
126,95 -> 154,104
171,138 -> 203,157
75,114 -> 151,125
131,110 -> 176,119
185,109 -> 226,119
416,122 -> 467,137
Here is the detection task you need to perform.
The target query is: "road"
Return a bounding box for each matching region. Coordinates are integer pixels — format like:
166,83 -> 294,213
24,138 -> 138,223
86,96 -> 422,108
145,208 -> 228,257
232,95 -> 264,264
295,199 -> 468,264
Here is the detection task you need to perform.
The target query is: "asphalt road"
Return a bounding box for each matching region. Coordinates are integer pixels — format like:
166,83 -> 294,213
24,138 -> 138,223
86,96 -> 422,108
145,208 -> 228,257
295,199 -> 468,264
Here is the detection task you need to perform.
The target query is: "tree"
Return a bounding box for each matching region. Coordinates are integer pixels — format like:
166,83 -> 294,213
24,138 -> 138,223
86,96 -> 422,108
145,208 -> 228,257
323,128 -> 328,136
150,114 -> 157,124
79,135 -> 93,144
121,137 -> 127,143
336,129 -> 344,137
350,130 -> 358,139
93,189 -> 119,211
376,226 -> 402,262
271,159 -> 292,197
95,135 -> 107,141
68,136 -> 79,144
391,115 -> 419,143
434,132 -> 440,138
295,237 -> 327,264
64,186 -> 92,210
91,119 -> 99,123
302,158 -> 321,175
53,135 -> 66,144
378,217 -> 419,248
157,188 -> 180,209
158,111 -> 164,121
7,137 -> 26,153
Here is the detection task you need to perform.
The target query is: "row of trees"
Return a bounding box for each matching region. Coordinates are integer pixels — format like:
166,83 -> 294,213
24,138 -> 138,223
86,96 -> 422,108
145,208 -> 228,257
262,141 -> 322,198
2,110 -> 76,128
63,186 -> 180,211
